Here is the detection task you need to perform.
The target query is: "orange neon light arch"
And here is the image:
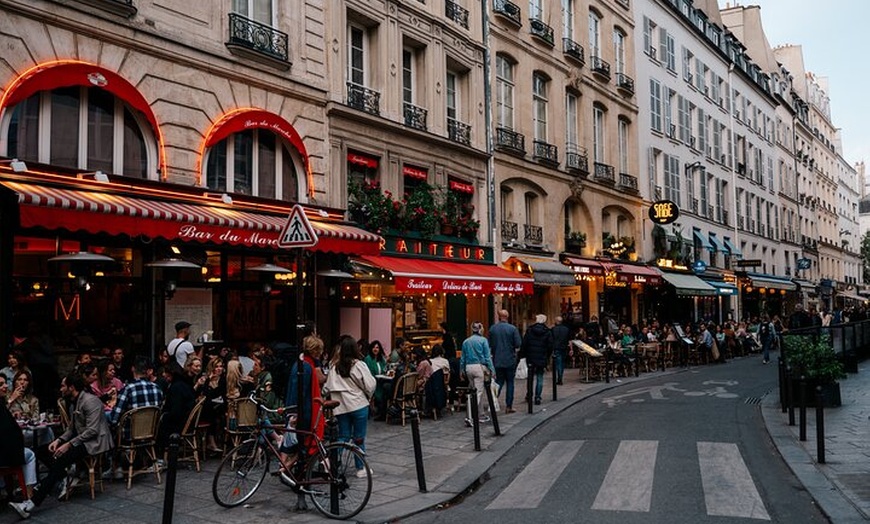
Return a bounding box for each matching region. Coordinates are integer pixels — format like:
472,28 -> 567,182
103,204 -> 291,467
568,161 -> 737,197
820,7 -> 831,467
197,108 -> 316,199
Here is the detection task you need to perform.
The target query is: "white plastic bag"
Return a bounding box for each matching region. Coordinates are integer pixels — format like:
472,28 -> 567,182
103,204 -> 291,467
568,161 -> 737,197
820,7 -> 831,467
515,358 -> 528,380
489,381 -> 500,412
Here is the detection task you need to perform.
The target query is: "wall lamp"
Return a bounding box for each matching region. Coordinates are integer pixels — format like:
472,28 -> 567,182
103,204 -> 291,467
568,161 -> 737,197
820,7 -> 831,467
685,161 -> 703,173
77,170 -> 110,183
0,158 -> 28,172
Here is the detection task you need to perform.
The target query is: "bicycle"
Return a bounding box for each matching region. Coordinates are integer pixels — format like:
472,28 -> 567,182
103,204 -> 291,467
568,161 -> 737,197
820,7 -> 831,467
212,393 -> 372,519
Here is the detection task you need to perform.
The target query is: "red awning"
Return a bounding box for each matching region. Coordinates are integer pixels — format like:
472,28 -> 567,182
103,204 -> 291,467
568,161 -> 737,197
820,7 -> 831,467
562,256 -> 605,276
601,262 -> 663,285
357,255 -> 533,295
3,181 -> 381,255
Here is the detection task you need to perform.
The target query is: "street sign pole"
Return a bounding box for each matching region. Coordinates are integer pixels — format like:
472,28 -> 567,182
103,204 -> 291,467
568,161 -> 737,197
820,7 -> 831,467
296,246 -> 305,435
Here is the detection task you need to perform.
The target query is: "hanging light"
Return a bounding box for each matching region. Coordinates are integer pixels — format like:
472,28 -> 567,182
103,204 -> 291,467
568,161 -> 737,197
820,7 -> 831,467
146,259 -> 201,299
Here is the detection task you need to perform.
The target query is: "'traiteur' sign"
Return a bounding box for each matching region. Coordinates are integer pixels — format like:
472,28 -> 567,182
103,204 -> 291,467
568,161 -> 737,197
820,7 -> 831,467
648,200 -> 680,225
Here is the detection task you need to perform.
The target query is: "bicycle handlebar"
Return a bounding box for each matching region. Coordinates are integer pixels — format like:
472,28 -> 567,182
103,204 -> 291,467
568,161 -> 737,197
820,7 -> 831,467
247,392 -> 296,415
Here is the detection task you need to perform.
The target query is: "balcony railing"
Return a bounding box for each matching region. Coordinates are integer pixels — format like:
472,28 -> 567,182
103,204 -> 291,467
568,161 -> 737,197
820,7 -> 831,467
563,38 -> 585,66
447,118 -> 472,146
502,220 -> 519,241
495,127 -> 525,155
654,185 -> 663,200
524,224 -> 543,245
566,150 -> 589,174
590,56 -> 611,80
533,140 -> 559,165
722,209 -> 729,225
691,198 -> 699,214
445,0 -> 470,29
529,19 -> 555,47
403,102 -> 428,131
227,13 -> 289,64
618,173 -> 638,191
593,162 -> 615,183
737,215 -> 744,229
616,73 -> 635,94
707,205 -> 714,218
346,82 -> 381,115
493,0 -> 521,26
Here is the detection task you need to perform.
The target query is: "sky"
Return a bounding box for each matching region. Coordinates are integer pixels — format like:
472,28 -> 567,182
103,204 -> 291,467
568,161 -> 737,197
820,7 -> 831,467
718,0 -> 870,165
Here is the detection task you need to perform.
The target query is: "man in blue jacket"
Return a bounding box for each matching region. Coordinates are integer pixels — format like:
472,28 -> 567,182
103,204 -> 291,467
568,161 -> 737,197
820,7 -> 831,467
489,310 -> 522,414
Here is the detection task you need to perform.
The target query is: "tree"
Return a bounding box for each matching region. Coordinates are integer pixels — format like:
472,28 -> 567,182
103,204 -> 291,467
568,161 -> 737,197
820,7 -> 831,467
862,230 -> 870,283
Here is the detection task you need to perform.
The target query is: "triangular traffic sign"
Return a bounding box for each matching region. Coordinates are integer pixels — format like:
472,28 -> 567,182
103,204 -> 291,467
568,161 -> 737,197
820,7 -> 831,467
278,204 -> 319,248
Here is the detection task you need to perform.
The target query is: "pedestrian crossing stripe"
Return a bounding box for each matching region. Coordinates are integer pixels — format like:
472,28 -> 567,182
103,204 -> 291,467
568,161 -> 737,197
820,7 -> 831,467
278,204 -> 319,248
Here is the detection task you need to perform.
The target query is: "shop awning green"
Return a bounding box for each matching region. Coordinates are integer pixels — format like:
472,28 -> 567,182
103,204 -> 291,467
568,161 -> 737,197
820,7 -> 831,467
507,256 -> 576,286
723,237 -> 742,257
706,280 -> 738,296
693,228 -> 713,251
748,273 -> 797,291
660,272 -> 717,296
708,232 -> 727,253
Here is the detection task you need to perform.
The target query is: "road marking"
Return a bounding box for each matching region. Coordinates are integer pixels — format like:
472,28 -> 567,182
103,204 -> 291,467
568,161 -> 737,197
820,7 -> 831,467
592,440 -> 658,512
697,442 -> 770,520
486,440 -> 584,510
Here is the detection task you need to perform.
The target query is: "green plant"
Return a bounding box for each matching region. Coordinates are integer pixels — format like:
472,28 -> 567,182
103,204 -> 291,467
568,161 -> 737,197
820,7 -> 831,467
348,178 -> 395,234
784,334 -> 846,384
567,231 -> 587,242
398,183 -> 440,236
456,201 -> 480,239
439,189 -> 461,233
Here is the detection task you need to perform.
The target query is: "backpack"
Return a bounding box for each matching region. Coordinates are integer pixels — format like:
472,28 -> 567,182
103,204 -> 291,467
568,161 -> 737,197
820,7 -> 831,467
759,322 -> 771,340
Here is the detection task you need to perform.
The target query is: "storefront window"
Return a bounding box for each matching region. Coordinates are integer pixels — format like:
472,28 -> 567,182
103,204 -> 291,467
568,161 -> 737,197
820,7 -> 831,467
205,128 -> 299,201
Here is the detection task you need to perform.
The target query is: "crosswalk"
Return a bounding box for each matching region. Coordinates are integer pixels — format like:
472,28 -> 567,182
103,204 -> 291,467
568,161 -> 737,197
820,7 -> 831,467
485,439 -> 770,520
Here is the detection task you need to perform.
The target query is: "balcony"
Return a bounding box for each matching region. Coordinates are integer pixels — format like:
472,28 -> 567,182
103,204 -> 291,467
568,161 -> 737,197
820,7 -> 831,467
445,0 -> 470,29
226,13 -> 290,69
691,198 -> 699,214
618,173 -> 638,192
533,140 -> 559,166
524,224 -> 543,246
495,127 -> 525,156
590,56 -> 611,80
502,220 -> 519,242
654,185 -> 663,200
563,38 -> 585,66
493,0 -> 522,27
593,162 -> 615,184
615,73 -> 635,95
722,209 -> 729,226
346,82 -> 381,115
566,150 -> 589,174
707,205 -> 714,218
73,0 -> 137,17
447,118 -> 472,146
529,19 -> 555,47
737,215 -> 744,229
403,102 -> 428,131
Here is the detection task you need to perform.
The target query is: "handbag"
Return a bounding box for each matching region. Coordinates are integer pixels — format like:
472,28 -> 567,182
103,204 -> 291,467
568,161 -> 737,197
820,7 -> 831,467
515,358 -> 528,380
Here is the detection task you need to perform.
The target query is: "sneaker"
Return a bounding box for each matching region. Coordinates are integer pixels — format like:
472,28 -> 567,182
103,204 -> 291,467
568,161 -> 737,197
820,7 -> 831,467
101,469 -> 125,481
355,468 -> 369,478
505,408 -> 516,414
478,415 -> 491,423
534,399 -> 542,405
9,500 -> 34,519
57,477 -> 80,501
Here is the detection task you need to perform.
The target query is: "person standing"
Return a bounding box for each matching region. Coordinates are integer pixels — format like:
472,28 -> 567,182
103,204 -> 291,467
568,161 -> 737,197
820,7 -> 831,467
167,321 -> 197,369
551,316 -> 571,386
758,314 -> 775,364
460,322 -> 495,425
488,310 -> 522,414
521,314 -> 553,405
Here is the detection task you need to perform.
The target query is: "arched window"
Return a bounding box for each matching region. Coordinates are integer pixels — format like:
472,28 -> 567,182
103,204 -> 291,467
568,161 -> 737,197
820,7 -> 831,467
204,128 -> 299,201
3,87 -> 152,178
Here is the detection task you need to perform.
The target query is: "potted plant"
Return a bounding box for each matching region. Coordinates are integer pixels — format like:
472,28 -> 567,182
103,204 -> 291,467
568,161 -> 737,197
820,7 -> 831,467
439,190 -> 461,236
456,201 -> 480,240
565,232 -> 586,254
348,178 -> 395,234
783,334 -> 845,407
398,183 -> 440,237
617,236 -> 636,261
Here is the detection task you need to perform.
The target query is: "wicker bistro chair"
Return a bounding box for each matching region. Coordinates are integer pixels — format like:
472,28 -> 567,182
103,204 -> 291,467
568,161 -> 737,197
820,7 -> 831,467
385,372 -> 420,427
57,398 -> 71,430
115,405 -> 161,489
224,397 -> 258,452
177,398 -> 206,472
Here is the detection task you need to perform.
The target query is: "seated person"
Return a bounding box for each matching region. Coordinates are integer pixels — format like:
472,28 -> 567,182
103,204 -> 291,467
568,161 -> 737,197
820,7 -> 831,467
10,373 -> 113,518
157,366 -> 195,453
199,357 -> 227,454
7,370 -> 39,421
0,350 -> 28,387
91,360 -> 124,413
412,348 -> 433,392
428,345 -> 451,375
0,375 -> 37,505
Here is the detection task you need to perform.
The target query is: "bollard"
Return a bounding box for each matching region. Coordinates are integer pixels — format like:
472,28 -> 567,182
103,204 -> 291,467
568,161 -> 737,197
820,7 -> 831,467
161,433 -> 181,524
786,366 -> 795,426
778,357 -> 787,413
483,378 -> 501,436
604,357 -> 610,384
409,408 -> 427,492
552,361 -> 558,402
527,364 -> 534,414
815,386 -> 826,464
799,375 -> 807,442
469,387 -> 481,451
634,355 -> 639,377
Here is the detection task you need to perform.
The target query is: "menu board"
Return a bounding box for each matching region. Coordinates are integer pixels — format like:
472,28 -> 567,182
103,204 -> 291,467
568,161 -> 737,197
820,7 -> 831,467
164,288 -> 213,346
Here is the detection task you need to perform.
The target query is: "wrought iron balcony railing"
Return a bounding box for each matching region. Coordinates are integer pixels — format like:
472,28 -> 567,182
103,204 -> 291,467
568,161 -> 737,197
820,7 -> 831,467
346,82 -> 381,115
618,173 -> 638,191
495,127 -> 525,155
707,205 -> 714,219
448,118 -> 472,146
722,209 -> 729,226
737,215 -> 744,229
590,56 -> 611,80
562,38 -> 585,66
654,185 -> 663,200
593,162 -> 615,183
502,220 -> 519,241
403,102 -> 428,131
691,198 -> 699,214
566,150 -> 589,174
533,140 -> 558,165
493,0 -> 521,26
529,19 -> 555,47
445,0 -> 470,29
616,73 -> 635,94
524,224 -> 543,245
227,13 -> 289,63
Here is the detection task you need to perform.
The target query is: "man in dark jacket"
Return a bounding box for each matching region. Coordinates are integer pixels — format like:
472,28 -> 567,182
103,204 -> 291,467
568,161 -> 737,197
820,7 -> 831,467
520,314 -> 553,405
551,316 -> 571,385
489,310 -> 522,414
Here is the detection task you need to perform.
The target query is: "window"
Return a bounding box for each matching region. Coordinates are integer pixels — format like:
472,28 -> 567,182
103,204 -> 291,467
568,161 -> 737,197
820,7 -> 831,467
501,187 -> 514,221
650,79 -> 662,132
715,178 -> 724,221
588,11 -> 601,58
530,0 -> 542,20
566,92 -> 579,149
496,55 -> 515,128
699,168 -> 708,214
685,162 -> 694,204
533,73 -> 548,141
662,30 -> 675,71
613,29 -> 626,75
402,48 -> 414,105
677,95 -> 689,142
562,0 -> 574,40
232,0 -> 274,25
205,129 -> 299,200
664,155 -> 680,206
698,109 -> 707,153
643,17 -> 656,56
446,71 -> 458,121
4,87 -> 151,178
618,118 -> 628,174
348,25 -> 367,86
767,156 -> 774,190
592,105 -> 605,163
664,88 -> 674,135
524,191 -> 539,226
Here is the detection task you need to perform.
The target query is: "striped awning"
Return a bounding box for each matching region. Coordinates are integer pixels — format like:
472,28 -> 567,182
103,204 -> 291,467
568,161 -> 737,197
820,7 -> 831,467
3,181 -> 382,254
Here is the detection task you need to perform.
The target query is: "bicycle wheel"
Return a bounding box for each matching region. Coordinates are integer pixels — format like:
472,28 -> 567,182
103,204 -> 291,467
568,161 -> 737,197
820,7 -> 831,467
212,439 -> 270,507
306,442 -> 372,519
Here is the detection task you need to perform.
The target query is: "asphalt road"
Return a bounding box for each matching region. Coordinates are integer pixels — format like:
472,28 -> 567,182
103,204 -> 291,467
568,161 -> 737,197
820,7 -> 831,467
403,356 -> 828,524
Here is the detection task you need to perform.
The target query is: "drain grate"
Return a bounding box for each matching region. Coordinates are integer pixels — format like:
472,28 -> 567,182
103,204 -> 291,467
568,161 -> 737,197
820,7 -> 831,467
745,388 -> 773,405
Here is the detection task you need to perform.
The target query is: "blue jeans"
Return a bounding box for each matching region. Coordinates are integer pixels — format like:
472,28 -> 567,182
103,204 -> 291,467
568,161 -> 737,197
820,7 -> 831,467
529,364 -> 545,401
495,367 -> 515,409
553,351 -> 566,383
761,338 -> 771,362
337,406 -> 369,469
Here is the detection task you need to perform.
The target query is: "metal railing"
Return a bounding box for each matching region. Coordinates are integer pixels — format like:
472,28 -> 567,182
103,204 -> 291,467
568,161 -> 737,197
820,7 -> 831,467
691,198 -> 699,214
403,102 -> 428,131
501,220 -> 519,241
593,162 -> 615,183
529,19 -> 555,46
227,13 -> 289,62
722,209 -> 729,226
495,127 -> 525,155
524,224 -> 543,245
445,0 -> 470,29
533,140 -> 558,164
618,173 -> 638,191
563,38 -> 585,66
616,73 -> 634,94
347,82 -> 381,115
566,151 -> 589,174
493,0 -> 521,26
590,56 -> 611,79
447,118 -> 472,146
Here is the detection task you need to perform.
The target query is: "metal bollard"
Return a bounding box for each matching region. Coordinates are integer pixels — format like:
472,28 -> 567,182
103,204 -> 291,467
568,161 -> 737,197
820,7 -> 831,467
408,408 -> 427,492
778,357 -> 787,413
161,433 -> 181,524
787,366 -> 795,426
469,387 -> 481,451
483,378 -> 501,436
799,375 -> 807,442
604,357 -> 610,384
527,364 -> 534,414
815,386 -> 825,464
551,361 -> 558,402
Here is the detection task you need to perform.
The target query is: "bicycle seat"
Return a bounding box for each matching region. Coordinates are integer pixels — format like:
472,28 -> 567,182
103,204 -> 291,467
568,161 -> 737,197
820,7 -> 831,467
316,398 -> 341,410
